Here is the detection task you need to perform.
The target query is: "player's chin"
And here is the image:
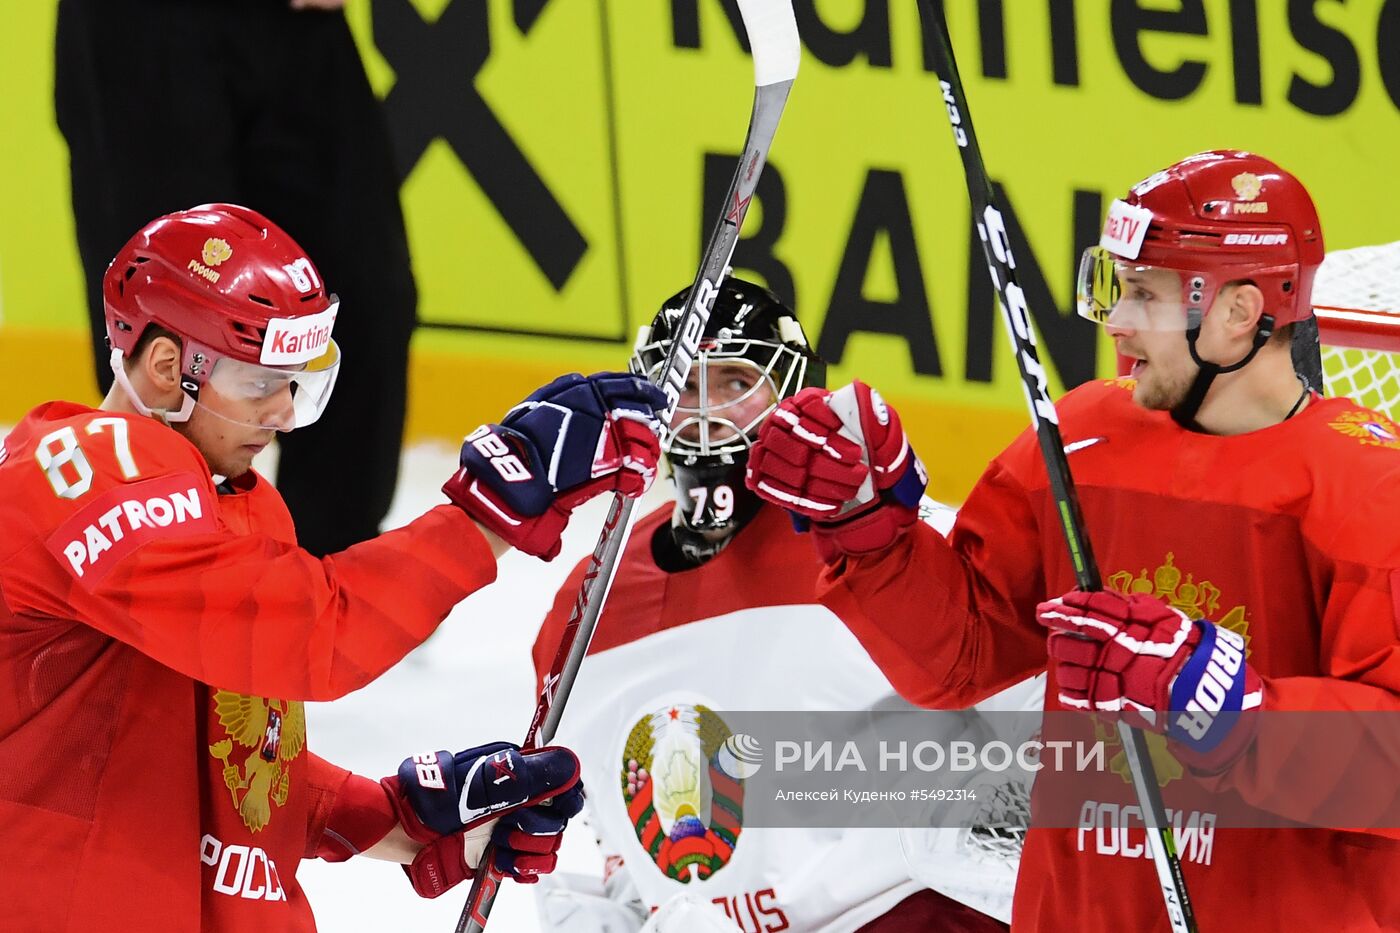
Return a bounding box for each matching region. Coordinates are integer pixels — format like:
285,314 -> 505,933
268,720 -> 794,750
214,450 -> 257,480
1132,375 -> 1186,412
1131,377 -> 1159,409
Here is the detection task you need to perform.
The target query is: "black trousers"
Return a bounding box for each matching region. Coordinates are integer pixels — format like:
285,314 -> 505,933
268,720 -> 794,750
56,0 -> 416,556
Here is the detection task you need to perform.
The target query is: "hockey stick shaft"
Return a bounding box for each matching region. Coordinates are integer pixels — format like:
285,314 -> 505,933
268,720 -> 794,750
917,2 -> 1198,930
452,4 -> 799,929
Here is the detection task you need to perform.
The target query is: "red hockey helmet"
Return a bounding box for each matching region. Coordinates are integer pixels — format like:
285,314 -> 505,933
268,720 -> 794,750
1078,151 -> 1325,334
103,203 -> 340,428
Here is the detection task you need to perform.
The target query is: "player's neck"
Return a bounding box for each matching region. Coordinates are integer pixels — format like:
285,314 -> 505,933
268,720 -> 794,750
1192,350 -> 1309,435
99,383 -> 141,416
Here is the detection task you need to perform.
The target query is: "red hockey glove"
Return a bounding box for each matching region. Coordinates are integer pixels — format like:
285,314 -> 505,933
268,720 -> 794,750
444,373 -> 666,560
382,742 -> 585,897
1037,590 -> 1263,756
746,380 -> 927,561
400,793 -> 583,898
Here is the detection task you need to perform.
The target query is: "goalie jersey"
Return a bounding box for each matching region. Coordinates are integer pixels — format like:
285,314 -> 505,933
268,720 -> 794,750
533,501 -> 1027,932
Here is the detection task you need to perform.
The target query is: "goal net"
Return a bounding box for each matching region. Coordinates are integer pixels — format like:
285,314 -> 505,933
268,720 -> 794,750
1315,241 -> 1400,420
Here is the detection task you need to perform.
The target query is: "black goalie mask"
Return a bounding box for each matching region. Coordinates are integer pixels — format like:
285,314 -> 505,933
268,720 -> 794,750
631,278 -> 824,564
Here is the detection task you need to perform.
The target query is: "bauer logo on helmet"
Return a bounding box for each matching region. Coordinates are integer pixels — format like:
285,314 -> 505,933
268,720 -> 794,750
1222,233 -> 1289,247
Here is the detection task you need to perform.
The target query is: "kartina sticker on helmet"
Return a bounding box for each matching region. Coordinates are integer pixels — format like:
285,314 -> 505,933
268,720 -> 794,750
1099,199 -> 1153,261
261,303 -> 339,366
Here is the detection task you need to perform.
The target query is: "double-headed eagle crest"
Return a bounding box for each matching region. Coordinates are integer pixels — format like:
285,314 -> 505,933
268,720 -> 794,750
208,691 -> 306,833
1329,409 -> 1400,449
1230,172 -> 1262,202
201,237 -> 233,267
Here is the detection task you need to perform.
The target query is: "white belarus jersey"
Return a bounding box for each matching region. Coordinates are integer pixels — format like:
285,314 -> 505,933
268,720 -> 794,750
533,501 -> 1028,932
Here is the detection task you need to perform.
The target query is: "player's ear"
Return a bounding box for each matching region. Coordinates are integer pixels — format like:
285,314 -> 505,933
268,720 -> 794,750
1221,281 -> 1266,336
140,335 -> 183,394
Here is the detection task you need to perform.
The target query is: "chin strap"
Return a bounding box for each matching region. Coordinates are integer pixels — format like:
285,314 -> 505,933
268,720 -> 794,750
109,349 -> 196,425
1171,311 -> 1275,429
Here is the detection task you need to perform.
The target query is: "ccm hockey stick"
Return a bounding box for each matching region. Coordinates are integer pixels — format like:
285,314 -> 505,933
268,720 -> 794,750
452,3 -> 800,929
917,1 -> 1199,930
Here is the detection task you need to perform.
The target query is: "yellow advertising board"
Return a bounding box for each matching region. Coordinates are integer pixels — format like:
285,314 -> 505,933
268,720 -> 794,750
3,0 -> 1399,500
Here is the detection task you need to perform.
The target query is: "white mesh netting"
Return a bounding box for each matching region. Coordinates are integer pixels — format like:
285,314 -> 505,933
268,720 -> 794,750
1315,241 -> 1400,419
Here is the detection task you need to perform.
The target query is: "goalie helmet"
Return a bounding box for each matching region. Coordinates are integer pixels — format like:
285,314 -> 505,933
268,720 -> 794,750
631,278 -> 824,564
103,203 -> 341,430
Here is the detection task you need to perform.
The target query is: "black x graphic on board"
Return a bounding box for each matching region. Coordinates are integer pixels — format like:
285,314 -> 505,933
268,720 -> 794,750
373,0 -> 587,290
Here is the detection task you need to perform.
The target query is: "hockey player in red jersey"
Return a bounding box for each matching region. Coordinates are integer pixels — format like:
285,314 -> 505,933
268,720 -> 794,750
744,150 -> 1400,930
530,280 -> 1017,932
0,204 -> 668,930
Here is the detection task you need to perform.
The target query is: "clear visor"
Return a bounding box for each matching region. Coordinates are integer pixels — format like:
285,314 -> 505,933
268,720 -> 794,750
1076,246 -> 1212,332
204,339 -> 341,431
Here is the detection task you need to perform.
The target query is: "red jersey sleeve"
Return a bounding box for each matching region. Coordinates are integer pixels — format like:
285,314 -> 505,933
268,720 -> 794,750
304,753 -> 398,861
818,441 -> 1049,709
0,407 -> 497,701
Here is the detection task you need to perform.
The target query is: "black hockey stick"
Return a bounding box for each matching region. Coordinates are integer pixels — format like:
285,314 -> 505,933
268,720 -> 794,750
916,1 -> 1198,930
451,3 -> 799,929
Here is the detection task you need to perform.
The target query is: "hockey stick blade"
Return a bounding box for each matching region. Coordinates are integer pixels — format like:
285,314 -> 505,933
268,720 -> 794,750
739,0 -> 800,86
916,1 -> 1198,930
452,4 -> 798,930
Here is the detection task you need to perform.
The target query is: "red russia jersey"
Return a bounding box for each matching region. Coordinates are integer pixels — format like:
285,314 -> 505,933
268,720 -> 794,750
0,402 -> 498,931
819,378 -> 1400,931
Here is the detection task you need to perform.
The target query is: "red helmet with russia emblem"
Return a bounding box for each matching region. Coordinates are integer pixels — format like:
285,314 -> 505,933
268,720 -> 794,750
1079,151 -> 1325,333
1079,152 -> 1326,422
103,203 -> 341,428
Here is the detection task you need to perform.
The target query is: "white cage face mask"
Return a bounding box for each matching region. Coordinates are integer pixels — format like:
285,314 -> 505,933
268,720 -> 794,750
671,357 -> 778,454
636,341 -> 806,460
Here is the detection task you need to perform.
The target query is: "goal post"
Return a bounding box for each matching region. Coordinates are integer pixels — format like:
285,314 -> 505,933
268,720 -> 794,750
1315,241 -> 1400,420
